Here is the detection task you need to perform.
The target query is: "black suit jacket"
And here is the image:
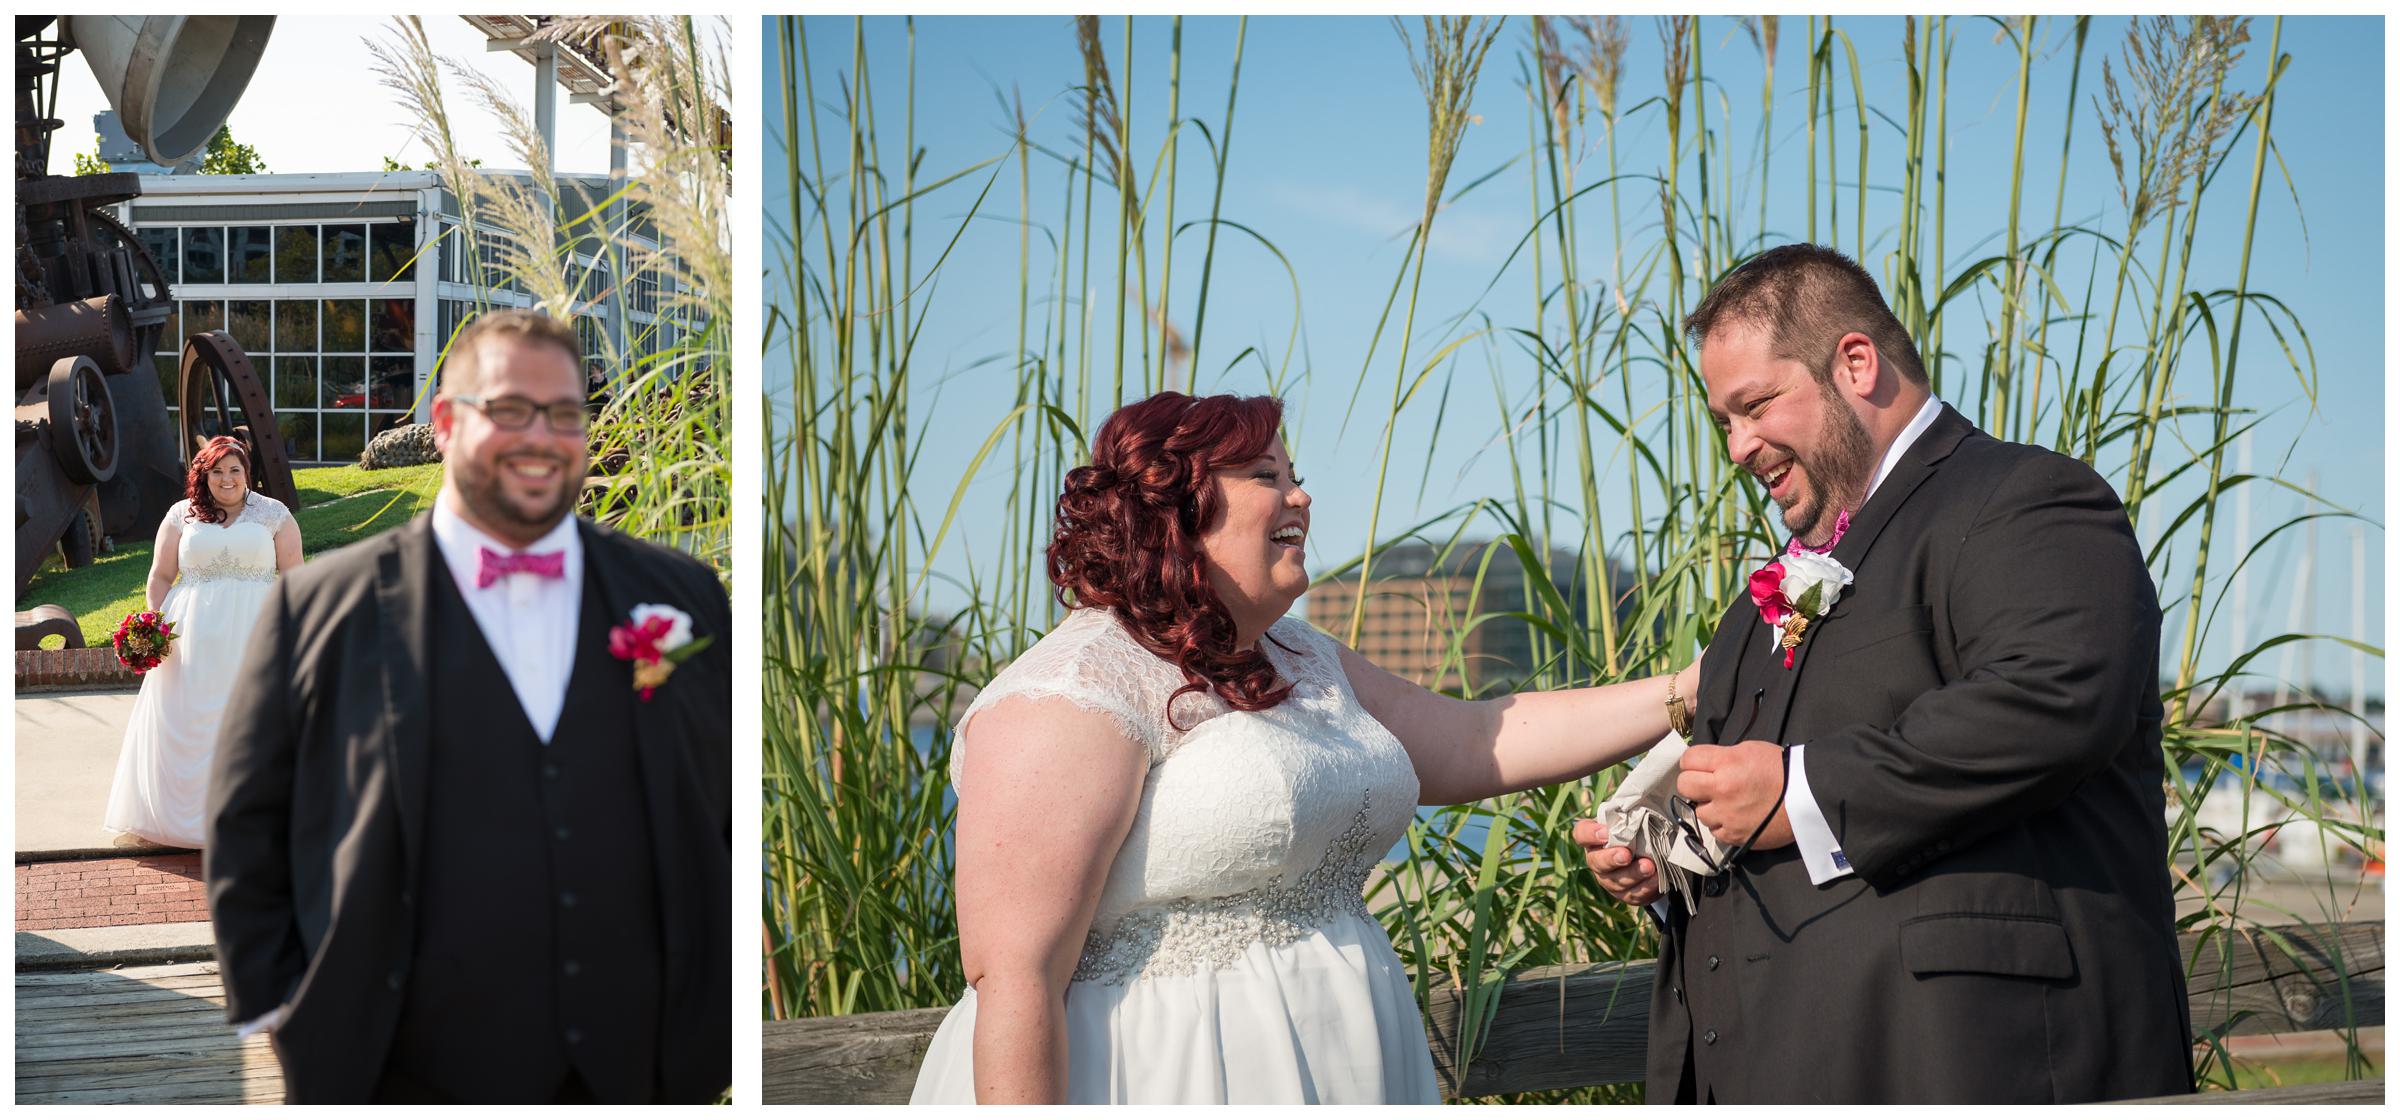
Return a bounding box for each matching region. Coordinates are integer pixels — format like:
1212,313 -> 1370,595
1647,405 -> 2191,1103
203,513 -> 731,1104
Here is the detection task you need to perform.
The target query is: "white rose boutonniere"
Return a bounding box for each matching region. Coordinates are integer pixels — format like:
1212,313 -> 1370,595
1747,549 -> 1856,669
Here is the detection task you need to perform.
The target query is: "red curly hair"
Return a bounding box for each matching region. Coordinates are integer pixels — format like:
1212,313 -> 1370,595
1047,392 -> 1297,728
184,437 -> 252,525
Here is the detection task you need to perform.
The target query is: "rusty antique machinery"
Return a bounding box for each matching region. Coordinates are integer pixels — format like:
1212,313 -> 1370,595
16,15 -> 293,614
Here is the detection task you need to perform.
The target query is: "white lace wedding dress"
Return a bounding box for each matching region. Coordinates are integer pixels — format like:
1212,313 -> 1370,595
103,495 -> 289,849
910,608 -> 1439,1104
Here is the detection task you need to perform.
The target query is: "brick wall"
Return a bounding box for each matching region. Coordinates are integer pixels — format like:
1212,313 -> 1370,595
16,647 -> 140,692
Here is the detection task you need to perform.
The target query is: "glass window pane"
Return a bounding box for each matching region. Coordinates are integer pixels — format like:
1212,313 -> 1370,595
371,223 -> 417,284
274,356 -> 316,410
371,411 -> 412,440
322,300 -> 364,351
159,301 -> 182,350
274,225 -> 318,284
229,226 -> 272,283
369,356 -> 414,411
182,227 -> 224,285
322,356 -> 365,410
322,223 -> 366,283
275,300 -> 317,353
228,300 -> 271,354
155,354 -> 180,408
319,412 -> 365,464
140,226 -> 178,287
278,411 -> 317,464
184,300 -> 224,334
371,298 -> 414,353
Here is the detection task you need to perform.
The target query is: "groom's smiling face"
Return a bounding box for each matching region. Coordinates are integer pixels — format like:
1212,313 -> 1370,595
433,333 -> 588,548
1700,324 -> 1876,547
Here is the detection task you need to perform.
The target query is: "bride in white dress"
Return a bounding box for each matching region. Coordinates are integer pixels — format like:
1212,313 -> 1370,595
103,437 -> 302,849
909,393 -> 1697,1104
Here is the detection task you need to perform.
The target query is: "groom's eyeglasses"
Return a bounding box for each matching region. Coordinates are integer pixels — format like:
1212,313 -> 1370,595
1669,688 -> 1789,897
451,394 -> 589,434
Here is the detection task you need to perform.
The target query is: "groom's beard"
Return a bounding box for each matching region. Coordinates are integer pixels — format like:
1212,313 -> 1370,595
1782,380 -> 1876,546
453,450 -> 585,542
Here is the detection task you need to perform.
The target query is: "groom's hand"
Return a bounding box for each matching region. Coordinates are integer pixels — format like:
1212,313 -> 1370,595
1571,818 -> 1661,907
1676,741 -> 1795,850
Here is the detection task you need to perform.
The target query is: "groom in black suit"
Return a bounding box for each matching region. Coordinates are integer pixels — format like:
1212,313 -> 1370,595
204,309 -> 729,1103
1580,245 -> 2189,1102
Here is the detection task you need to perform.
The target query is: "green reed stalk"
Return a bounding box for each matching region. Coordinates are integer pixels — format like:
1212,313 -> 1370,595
2173,19 -> 2283,713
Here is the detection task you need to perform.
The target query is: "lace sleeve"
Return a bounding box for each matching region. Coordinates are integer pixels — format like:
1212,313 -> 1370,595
947,610 -> 1173,792
241,494 -> 291,531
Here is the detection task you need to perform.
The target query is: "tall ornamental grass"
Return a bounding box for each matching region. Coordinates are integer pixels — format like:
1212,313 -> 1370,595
370,15 -> 731,574
765,15 -> 2379,1096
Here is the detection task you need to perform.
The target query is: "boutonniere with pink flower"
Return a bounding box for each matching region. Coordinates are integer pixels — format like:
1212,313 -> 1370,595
1748,550 -> 1854,669
609,604 -> 714,701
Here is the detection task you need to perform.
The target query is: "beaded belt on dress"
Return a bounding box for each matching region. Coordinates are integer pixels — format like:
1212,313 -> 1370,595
1070,797 -> 1381,986
184,555 -> 277,584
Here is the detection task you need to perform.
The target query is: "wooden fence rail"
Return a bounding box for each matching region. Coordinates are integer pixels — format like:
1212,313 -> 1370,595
762,919 -> 2382,1104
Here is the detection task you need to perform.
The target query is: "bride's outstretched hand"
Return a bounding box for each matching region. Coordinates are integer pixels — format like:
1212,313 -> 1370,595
1571,817 -> 1661,907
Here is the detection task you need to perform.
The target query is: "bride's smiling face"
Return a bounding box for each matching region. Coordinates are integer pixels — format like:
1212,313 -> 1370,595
1197,435 -> 1311,627
206,456 -> 249,510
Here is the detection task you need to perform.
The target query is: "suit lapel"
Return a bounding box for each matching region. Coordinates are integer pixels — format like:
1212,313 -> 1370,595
577,520 -> 688,996
1697,597 -> 1753,744
374,515 -> 438,881
1761,404 -> 1974,742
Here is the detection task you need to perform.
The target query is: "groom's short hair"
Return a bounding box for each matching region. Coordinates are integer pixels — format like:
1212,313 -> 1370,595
440,309 -> 584,395
1682,244 -> 1929,387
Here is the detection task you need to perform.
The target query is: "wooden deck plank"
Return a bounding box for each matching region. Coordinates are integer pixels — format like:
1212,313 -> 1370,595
15,961 -> 282,1104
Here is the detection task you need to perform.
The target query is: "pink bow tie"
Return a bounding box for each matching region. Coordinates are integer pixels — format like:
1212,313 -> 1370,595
476,546 -> 565,588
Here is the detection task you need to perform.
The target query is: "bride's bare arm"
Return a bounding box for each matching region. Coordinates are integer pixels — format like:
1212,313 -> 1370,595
273,516 -> 303,573
955,695 -> 1147,1104
144,515 -> 181,610
1336,643 -> 1699,806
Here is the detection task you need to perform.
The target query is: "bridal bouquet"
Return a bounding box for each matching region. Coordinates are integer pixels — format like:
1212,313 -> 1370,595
111,610 -> 178,673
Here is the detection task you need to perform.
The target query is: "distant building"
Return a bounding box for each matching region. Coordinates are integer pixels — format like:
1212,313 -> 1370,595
116,170 -> 694,464
1303,540 -> 1636,696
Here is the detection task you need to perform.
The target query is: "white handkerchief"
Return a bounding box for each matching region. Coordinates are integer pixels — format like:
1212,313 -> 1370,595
1594,730 -> 1728,913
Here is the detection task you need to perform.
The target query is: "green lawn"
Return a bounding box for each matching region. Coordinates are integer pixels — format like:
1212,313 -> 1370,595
19,464 -> 444,647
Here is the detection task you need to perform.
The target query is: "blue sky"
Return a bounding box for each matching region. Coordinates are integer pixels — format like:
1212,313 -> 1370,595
766,15 -> 2383,697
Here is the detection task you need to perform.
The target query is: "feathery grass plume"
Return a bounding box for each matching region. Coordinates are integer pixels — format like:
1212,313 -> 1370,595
1394,16 -> 1505,229
573,15 -> 733,564
1533,17 -> 1572,157
1073,16 -> 1132,213
1575,15 -> 1628,122
2098,16 -> 2257,234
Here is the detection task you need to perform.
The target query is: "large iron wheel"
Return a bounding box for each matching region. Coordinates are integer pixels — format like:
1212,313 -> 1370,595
45,356 -> 117,484
86,206 -> 174,359
178,330 -> 298,508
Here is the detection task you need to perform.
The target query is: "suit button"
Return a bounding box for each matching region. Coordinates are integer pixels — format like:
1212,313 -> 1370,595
1706,955 -> 1721,971
400,890 -> 413,908
555,826 -> 571,842
1670,985 -> 1682,1001
565,1028 -> 584,1045
559,891 -> 577,909
542,763 -> 560,780
1703,1029 -> 1719,1045
563,960 -> 582,977
386,970 -> 404,991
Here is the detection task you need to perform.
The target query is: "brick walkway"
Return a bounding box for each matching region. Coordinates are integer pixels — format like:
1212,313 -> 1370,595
16,854 -> 207,931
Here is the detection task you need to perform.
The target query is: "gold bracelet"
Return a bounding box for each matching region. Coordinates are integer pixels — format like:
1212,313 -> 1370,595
1665,674 -> 1693,739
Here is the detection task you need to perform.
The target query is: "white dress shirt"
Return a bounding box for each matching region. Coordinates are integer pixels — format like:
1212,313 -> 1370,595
1785,394 -> 1946,884
429,491 -> 584,743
